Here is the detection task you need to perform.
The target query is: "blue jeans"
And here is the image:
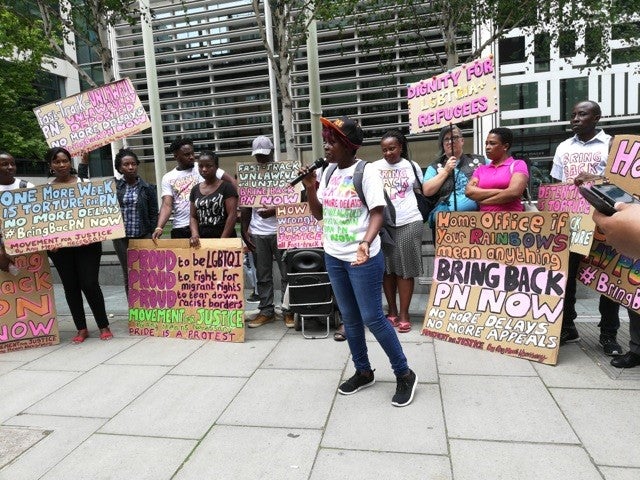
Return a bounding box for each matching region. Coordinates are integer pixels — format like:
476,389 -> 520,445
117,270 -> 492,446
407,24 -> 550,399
325,251 -> 409,377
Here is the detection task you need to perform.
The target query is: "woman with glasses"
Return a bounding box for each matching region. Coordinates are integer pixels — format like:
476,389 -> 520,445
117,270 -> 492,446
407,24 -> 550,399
422,125 -> 486,229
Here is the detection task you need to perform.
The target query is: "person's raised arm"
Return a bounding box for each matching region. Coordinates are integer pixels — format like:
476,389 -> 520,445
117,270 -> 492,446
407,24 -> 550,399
300,169 -> 322,220
422,156 -> 456,196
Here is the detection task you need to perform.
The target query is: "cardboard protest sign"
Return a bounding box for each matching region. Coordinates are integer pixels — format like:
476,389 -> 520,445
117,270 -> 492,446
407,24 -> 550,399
578,134 -> 640,309
33,78 -> 151,156
537,183 -> 595,255
408,56 -> 498,134
0,179 -> 125,255
237,161 -> 301,207
128,238 -> 245,342
422,211 -> 570,365
276,203 -> 322,249
0,252 -> 59,353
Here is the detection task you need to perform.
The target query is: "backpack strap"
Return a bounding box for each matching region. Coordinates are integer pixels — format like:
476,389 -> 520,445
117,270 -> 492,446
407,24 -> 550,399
410,162 -> 423,189
324,160 -> 368,208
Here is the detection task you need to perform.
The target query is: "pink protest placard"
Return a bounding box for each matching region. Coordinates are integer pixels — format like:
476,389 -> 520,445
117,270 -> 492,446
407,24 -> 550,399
578,134 -> 640,307
537,183 -> 595,256
408,56 -> 498,134
236,161 -> 301,207
276,203 -> 323,249
33,78 -> 151,156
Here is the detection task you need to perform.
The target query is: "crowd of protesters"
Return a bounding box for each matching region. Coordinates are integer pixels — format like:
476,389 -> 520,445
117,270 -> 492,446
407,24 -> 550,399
2,99 -> 639,411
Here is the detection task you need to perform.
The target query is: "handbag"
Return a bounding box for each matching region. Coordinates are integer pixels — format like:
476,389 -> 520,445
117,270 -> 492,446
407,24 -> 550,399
411,163 -> 435,223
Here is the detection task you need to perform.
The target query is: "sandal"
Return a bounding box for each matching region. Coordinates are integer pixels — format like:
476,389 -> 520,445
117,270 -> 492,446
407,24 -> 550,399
99,328 -> 113,341
397,320 -> 412,333
386,315 -> 399,327
72,329 -> 89,344
334,325 -> 347,342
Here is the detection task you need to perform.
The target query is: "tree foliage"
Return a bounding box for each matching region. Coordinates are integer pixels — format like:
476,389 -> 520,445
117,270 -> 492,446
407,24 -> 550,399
0,5 -> 51,159
346,0 -> 640,72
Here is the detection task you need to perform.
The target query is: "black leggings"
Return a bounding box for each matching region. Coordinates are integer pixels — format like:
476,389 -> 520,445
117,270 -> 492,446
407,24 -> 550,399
49,243 -> 109,330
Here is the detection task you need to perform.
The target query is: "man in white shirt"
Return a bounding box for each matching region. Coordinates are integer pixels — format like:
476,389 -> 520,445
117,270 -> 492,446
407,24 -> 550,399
240,136 -> 293,328
551,100 -> 624,356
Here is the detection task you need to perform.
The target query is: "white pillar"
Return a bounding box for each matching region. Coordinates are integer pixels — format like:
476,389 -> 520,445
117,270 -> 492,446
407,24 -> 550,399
306,9 -> 323,161
264,1 -> 281,161
473,20 -> 499,156
139,0 -> 166,205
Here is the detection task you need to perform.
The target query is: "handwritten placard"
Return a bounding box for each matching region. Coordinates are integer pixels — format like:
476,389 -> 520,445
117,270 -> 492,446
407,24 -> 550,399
237,161 -> 301,207
537,183 -> 595,255
276,203 -> 322,249
0,179 -> 125,255
128,239 -> 245,342
408,56 -> 498,134
578,134 -> 640,307
422,211 -> 570,365
33,78 -> 151,156
0,252 -> 59,353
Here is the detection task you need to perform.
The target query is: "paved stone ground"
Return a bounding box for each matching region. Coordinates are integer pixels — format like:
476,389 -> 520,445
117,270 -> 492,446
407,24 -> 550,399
0,286 -> 638,480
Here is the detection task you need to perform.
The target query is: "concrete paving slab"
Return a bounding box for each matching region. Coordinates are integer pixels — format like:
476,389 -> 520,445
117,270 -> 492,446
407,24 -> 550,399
174,425 -> 321,480
1,415 -> 106,480
341,340 -> 438,383
310,449 -> 452,480
218,369 -> 339,429
450,439 -> 602,480
441,375 -> 578,443
105,336 -> 205,366
99,375 -> 246,439
0,361 -> 25,375
600,466 -> 640,480
435,340 -> 537,376
534,343 -> 640,389
322,384 -> 446,455
39,434 -> 196,480
0,343 -> 64,363
0,370 -> 80,423
243,320 -> 289,341
551,388 -> 640,467
262,334 -> 350,371
0,426 -> 48,469
26,364 -> 169,418
19,337 -> 141,372
170,339 -> 279,377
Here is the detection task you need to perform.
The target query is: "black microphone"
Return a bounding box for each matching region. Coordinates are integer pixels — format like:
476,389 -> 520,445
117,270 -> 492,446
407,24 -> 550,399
289,158 -> 327,186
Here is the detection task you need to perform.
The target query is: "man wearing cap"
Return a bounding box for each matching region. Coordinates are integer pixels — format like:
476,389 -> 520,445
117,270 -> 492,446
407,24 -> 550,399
153,137 -> 235,240
241,136 -> 293,328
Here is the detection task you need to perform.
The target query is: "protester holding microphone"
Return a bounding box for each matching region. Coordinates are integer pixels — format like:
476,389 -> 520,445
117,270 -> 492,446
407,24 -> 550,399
300,116 -> 417,407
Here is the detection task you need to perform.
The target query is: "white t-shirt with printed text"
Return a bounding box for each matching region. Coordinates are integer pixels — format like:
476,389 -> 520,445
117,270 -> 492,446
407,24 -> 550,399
372,158 -> 423,226
317,160 -> 386,262
551,130 -> 611,182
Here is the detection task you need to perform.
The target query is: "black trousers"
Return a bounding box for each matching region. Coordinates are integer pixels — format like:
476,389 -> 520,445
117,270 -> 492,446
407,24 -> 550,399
563,252 -> 620,336
49,242 -> 109,330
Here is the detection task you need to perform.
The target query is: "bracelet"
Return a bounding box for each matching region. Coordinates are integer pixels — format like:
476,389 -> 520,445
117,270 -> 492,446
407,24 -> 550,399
154,227 -> 163,232
359,240 -> 370,246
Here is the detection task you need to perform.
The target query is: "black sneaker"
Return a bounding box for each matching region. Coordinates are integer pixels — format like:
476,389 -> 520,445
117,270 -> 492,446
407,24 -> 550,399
560,326 -> 580,345
247,292 -> 260,302
392,369 -> 417,407
338,370 -> 375,395
600,336 -> 623,356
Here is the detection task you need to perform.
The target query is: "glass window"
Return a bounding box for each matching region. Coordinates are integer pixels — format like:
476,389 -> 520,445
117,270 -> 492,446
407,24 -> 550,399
499,37 -> 525,64
500,83 -> 538,110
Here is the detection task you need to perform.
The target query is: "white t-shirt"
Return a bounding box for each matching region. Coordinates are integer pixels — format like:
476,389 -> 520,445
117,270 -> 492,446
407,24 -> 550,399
0,178 -> 35,191
318,160 -> 385,262
249,209 -> 277,235
372,158 -> 423,226
161,163 -> 225,229
551,130 -> 611,182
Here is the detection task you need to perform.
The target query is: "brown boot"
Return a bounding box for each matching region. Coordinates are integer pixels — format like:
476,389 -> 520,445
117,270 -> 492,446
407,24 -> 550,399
283,312 -> 295,328
247,313 -> 275,328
